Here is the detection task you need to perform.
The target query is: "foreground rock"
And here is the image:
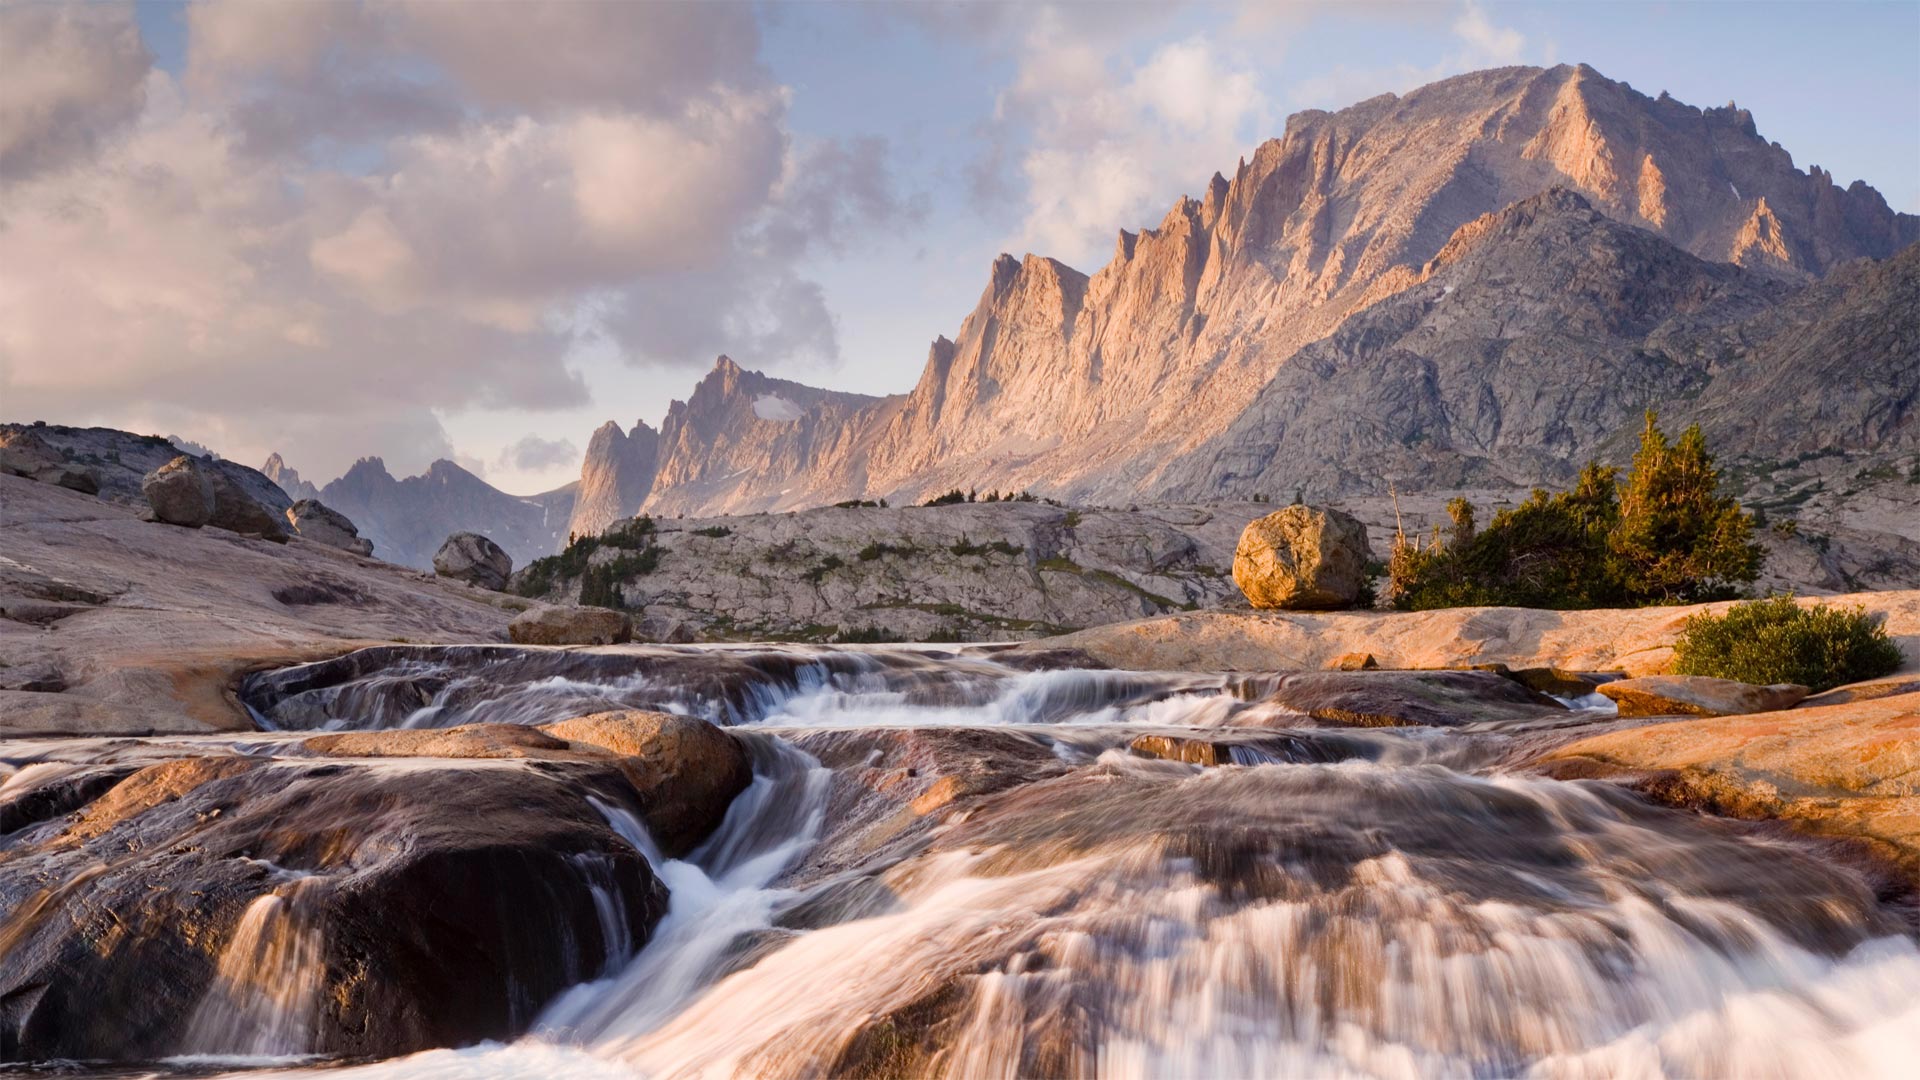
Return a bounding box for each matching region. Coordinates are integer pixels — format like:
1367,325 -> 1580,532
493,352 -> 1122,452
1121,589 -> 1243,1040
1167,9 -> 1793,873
543,711 -> 753,856
286,498 -> 375,556
434,531 -> 512,590
1599,675 -> 1811,717
208,469 -> 289,542
1547,680 -> 1920,884
1232,505 -> 1374,610
140,455 -> 217,527
0,752 -> 666,1062
510,604 -> 633,646
1,473 -> 512,736
1021,591 -> 1920,676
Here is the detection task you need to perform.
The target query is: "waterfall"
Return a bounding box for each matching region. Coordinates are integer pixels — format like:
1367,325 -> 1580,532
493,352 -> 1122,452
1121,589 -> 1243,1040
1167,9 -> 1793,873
181,877 -> 327,1061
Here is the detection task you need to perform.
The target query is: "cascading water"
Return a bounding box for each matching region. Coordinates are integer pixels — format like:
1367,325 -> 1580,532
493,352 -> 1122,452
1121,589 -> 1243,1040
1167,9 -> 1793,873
124,646 -> 1920,1077
182,875 -> 328,1061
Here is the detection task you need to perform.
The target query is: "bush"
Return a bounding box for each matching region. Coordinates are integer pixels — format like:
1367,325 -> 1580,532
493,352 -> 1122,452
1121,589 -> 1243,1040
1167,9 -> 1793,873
518,517 -> 657,599
1671,595 -> 1904,692
1389,414 -> 1760,611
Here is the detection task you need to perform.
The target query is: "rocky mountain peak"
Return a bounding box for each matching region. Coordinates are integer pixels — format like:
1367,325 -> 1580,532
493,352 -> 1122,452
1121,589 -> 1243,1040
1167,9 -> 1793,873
567,418 -> 661,541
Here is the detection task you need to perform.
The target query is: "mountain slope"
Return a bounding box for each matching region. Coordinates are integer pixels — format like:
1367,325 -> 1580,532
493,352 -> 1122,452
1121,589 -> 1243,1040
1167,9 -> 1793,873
316,458 -> 575,572
566,420 -> 660,542
634,63 -> 1916,517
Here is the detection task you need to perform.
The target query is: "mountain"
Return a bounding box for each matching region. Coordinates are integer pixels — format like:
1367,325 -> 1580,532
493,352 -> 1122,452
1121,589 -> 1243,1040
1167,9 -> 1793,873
261,452 -> 320,502
565,420 -> 659,543
313,458 -> 575,572
628,63 -> 1916,518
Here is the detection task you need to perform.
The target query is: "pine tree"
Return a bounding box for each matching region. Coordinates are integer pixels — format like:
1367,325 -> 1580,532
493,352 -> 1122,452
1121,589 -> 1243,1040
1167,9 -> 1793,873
1611,412 -> 1761,602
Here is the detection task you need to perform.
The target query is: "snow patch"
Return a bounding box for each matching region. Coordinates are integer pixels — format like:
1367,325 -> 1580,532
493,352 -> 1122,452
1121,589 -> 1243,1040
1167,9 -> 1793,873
752,395 -> 804,422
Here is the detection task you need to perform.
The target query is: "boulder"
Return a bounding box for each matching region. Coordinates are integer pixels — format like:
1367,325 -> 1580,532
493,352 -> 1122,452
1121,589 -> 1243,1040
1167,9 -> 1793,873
1232,505 -> 1374,610
0,432 -> 101,495
540,710 -> 753,856
1330,652 -> 1380,671
140,455 -> 217,527
207,470 -> 289,542
635,613 -> 697,644
0,755 -> 666,1062
286,498 -> 374,556
1507,666 -> 1601,696
1598,675 -> 1811,717
510,604 -> 632,646
434,532 -> 512,590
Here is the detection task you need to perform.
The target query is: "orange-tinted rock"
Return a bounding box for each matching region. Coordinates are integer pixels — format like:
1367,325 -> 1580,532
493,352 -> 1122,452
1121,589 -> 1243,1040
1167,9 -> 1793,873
1598,675 -> 1809,717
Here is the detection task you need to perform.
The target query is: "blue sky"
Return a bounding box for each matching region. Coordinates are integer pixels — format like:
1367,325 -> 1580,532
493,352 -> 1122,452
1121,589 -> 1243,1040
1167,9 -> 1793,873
8,1 -> 1918,493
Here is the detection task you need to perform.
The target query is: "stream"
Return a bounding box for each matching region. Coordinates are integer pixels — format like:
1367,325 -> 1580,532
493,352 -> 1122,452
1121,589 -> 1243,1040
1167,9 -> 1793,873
5,644 -> 1919,1078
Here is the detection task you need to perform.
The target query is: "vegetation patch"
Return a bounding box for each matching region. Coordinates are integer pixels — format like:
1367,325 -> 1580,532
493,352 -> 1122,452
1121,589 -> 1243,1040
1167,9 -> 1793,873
857,541 -> 918,561
692,525 -> 732,538
804,555 -> 846,584
1672,595 -> 1904,692
949,537 -> 1024,558
1389,414 -> 1761,610
517,517 -> 657,598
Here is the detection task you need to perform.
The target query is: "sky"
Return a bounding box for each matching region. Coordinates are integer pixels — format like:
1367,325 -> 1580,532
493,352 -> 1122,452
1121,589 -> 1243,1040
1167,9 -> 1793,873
2,1 -> 1916,495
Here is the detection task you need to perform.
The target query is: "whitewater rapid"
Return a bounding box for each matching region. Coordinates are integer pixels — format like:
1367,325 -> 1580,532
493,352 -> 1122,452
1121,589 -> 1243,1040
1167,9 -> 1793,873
200,646 -> 1920,1078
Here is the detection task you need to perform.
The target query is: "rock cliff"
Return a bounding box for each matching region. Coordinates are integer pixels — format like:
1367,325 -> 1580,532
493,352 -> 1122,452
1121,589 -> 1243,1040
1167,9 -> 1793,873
565,420 -> 660,543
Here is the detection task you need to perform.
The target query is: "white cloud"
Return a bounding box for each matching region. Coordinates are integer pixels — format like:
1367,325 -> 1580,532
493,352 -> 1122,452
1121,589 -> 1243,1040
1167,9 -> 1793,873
0,1 -> 151,179
1288,1 -> 1540,111
999,23 -> 1270,267
0,0 -> 918,481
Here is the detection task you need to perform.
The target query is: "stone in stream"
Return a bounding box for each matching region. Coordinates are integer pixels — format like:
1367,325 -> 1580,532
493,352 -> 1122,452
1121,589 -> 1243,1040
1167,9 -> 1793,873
433,531 -> 512,590
0,754 -> 668,1063
140,454 -> 217,527
1243,669 -> 1567,728
510,604 -> 633,645
542,711 -> 753,857
1232,505 -> 1374,610
1598,675 -> 1811,717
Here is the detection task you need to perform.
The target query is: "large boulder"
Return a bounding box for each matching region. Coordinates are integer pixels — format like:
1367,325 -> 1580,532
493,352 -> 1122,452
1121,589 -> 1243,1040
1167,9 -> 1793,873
541,710 -> 753,856
434,532 -> 512,590
0,754 -> 666,1062
140,455 -> 217,527
207,470 -> 289,542
1232,505 -> 1374,610
510,604 -> 632,646
286,498 -> 374,556
0,431 -> 101,495
1598,675 -> 1811,717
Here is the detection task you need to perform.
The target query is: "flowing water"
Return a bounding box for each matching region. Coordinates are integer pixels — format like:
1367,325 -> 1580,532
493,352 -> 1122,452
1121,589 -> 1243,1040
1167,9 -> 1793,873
18,645 -> 1920,1078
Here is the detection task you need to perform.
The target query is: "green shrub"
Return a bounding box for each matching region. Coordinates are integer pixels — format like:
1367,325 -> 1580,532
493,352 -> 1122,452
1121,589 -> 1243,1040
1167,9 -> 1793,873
857,541 -> 916,561
1671,595 -> 1904,692
923,489 -> 971,507
949,537 -> 1024,558
1389,414 -> 1760,611
804,555 -> 845,584
518,517 -> 658,599
693,525 -> 732,538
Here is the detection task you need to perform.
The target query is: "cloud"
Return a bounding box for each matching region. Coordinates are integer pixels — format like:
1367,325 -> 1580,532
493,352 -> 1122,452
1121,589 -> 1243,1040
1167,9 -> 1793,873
0,0 -> 918,480
0,2 -> 151,180
1287,1 -> 1540,111
494,433 -> 580,473
997,21 -> 1271,267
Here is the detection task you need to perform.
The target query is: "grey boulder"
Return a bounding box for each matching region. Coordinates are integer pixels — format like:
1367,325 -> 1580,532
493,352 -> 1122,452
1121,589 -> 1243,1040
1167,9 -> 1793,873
434,532 -> 512,590
140,455 -> 217,528
287,499 -> 375,557
509,604 -> 633,646
208,470 -> 289,542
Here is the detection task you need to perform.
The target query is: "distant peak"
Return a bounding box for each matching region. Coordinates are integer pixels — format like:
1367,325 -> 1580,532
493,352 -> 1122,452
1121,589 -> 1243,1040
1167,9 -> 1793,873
712,354 -> 740,374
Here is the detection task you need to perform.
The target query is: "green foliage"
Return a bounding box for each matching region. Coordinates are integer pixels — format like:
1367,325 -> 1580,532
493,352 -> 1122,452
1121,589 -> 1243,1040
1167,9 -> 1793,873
949,537 -> 1024,558
517,517 -> 657,599
693,525 -> 732,538
804,554 -> 846,584
834,498 -> 890,509
857,541 -> 917,561
1610,415 -> 1761,603
833,626 -> 904,644
923,489 -> 970,506
1388,414 -> 1760,611
1671,595 -> 1904,692
1061,510 -> 1083,529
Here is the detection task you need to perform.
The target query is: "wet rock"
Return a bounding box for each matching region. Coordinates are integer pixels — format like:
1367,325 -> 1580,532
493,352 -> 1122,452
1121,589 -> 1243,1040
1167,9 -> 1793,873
541,710 -> 751,857
510,604 -> 633,646
140,455 -> 217,528
1246,670 -> 1567,728
1507,666 -> 1601,696
433,531 -> 512,590
1330,652 -> 1380,671
1232,505 -> 1374,610
301,723 -> 571,760
0,755 -> 665,1063
207,470 -> 289,542
1599,675 -> 1811,717
1129,734 -> 1230,766
286,499 -> 374,556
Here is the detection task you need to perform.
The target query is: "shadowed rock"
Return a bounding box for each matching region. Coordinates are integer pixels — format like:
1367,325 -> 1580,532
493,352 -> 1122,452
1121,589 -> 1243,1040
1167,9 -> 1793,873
433,531 -> 512,590
141,455 -> 216,528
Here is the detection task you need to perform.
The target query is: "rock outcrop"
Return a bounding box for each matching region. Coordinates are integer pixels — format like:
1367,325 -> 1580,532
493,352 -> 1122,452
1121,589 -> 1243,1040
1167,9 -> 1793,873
141,455 -> 217,527
2,424 -> 290,516
618,64 -> 1915,520
566,420 -> 661,543
0,431 -> 100,495
286,499 -> 374,556
509,605 -> 633,646
540,711 -> 752,856
208,469 -> 289,542
1232,505 -> 1373,609
1597,675 -> 1811,717
262,451 -> 321,501
434,532 -> 512,591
